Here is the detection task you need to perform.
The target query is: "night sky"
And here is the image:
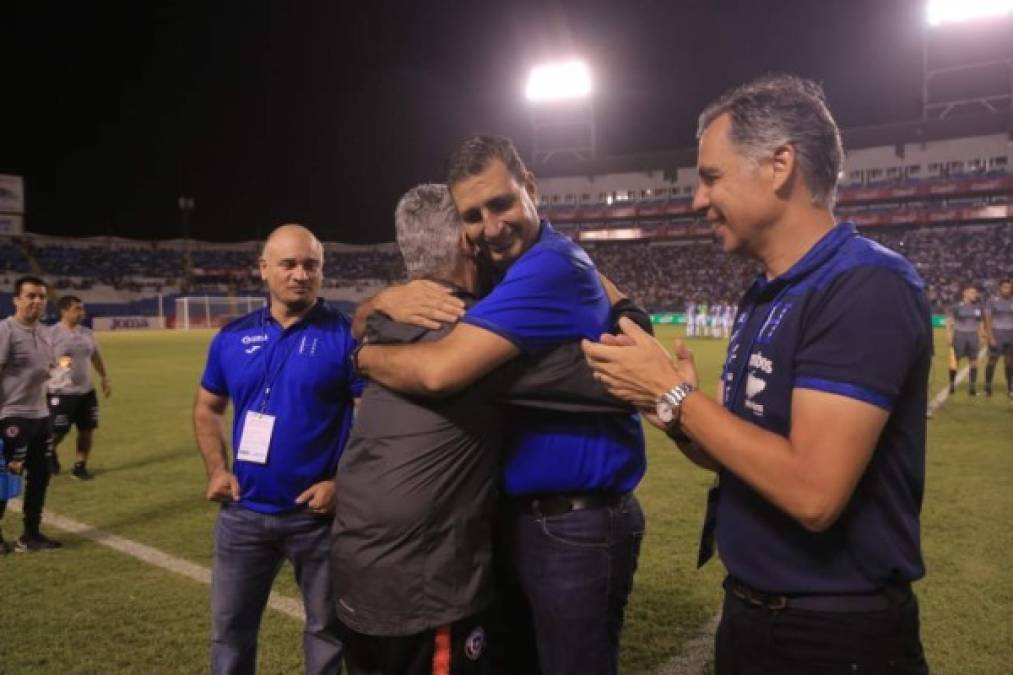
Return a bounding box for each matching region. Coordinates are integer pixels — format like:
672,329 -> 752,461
0,1 -> 962,243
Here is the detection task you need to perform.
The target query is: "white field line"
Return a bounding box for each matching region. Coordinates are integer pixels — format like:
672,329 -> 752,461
6,499 -> 304,620
653,610 -> 721,675
927,346 -> 987,416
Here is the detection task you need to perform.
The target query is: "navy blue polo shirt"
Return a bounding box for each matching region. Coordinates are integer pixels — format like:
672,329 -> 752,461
463,220 -> 646,496
717,222 -> 931,594
200,300 -> 363,514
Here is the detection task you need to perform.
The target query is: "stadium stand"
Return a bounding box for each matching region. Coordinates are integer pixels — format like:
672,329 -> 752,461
1,127 -> 1009,322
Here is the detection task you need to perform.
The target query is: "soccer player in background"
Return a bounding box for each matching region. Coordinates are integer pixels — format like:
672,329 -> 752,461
686,299 -> 698,337
946,285 -> 984,395
984,278 -> 1013,398
0,276 -> 62,553
48,295 -> 111,480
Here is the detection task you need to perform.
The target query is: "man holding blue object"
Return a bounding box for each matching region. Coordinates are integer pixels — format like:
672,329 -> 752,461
355,136 -> 646,675
583,75 -> 931,674
193,224 -> 362,675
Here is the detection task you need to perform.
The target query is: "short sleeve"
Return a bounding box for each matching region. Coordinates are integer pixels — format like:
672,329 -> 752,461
462,248 -> 603,353
200,332 -> 229,396
794,266 -> 930,411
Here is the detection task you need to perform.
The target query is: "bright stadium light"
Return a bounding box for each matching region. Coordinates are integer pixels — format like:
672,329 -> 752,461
525,60 -> 592,102
927,0 -> 1013,26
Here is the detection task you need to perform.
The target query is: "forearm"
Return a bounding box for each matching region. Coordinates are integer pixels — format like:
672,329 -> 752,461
672,436 -> 722,472
679,394 -> 834,530
358,342 -> 459,396
358,323 -> 518,397
91,353 -> 108,379
193,407 -> 230,477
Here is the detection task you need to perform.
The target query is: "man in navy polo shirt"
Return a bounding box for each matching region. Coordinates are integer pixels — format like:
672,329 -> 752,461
355,135 -> 646,675
584,75 -> 931,674
194,224 -> 362,675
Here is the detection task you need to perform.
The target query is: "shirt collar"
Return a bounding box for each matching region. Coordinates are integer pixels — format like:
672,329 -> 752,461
262,297 -> 325,330
748,222 -> 857,298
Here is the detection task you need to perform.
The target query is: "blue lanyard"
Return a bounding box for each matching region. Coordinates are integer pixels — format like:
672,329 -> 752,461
257,311 -> 303,413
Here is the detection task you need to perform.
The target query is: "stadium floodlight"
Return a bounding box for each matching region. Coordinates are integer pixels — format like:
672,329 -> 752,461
927,0 -> 1013,26
525,60 -> 592,102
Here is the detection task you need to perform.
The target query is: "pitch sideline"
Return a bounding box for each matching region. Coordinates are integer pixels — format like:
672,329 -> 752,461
6,499 -> 304,620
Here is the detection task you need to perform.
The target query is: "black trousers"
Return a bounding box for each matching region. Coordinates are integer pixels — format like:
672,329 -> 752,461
715,584 -> 929,675
0,417 -> 54,537
338,612 -> 491,675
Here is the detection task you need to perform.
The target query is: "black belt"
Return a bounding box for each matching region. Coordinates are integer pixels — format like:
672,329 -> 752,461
726,577 -> 911,613
513,492 -> 628,517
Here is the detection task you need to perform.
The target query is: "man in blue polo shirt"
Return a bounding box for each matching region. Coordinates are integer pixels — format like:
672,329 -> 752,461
584,75 -> 931,674
194,224 -> 362,675
355,135 -> 645,675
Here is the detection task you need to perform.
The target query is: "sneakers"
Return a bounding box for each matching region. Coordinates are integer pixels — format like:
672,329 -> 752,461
71,463 -> 94,481
14,533 -> 63,552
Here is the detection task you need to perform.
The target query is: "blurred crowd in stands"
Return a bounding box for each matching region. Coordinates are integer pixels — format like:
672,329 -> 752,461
1,222 -> 1009,314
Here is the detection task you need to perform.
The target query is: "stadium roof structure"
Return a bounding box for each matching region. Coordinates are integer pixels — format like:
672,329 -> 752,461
532,109 -> 1013,179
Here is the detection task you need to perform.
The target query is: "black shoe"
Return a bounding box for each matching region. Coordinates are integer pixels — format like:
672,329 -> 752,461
969,388 -> 978,397
0,530 -> 11,555
49,452 -> 61,475
949,384 -> 955,395
985,386 -> 993,398
14,533 -> 63,552
71,463 -> 94,481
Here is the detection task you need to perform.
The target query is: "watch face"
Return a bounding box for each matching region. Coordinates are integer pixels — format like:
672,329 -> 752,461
656,400 -> 674,423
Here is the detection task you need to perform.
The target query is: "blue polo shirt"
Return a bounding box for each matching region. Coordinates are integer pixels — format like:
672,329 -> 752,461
717,222 -> 931,594
200,300 -> 363,514
463,221 -> 646,496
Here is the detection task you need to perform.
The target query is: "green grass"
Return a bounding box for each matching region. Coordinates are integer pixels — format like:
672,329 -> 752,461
1,328 -> 1010,674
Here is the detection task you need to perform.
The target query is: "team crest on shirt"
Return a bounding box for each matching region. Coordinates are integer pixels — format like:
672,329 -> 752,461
464,626 -> 486,661
5,425 -> 18,438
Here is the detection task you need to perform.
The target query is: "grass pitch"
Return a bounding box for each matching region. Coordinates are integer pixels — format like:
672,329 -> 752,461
1,327 -> 1010,674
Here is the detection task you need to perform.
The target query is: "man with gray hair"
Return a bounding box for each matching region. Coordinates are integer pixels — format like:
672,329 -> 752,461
331,183 -> 642,675
583,74 -> 931,673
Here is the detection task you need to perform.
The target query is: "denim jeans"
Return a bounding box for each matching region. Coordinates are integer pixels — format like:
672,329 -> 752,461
715,583 -> 930,674
211,502 -> 342,675
509,494 -> 645,675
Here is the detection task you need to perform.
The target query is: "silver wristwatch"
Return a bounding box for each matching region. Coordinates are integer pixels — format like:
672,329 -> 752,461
655,382 -> 696,427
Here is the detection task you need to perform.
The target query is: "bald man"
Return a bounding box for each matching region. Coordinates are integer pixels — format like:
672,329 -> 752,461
194,224 -> 363,675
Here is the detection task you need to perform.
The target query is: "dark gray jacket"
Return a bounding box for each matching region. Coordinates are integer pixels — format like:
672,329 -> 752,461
330,288 -> 641,636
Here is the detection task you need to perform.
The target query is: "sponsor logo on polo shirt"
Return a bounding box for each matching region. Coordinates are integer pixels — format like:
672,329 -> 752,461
748,352 -> 773,375
744,373 -> 767,417
241,334 -> 268,345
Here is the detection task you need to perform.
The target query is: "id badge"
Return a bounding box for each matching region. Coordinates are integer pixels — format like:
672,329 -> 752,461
237,412 -> 275,464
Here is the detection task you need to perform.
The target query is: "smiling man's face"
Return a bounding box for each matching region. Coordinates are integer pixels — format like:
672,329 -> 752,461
451,158 -> 542,271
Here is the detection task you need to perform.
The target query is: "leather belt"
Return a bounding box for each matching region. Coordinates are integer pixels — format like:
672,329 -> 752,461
726,577 -> 911,613
514,492 -> 628,517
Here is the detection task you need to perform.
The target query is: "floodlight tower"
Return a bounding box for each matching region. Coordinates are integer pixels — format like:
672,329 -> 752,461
525,60 -> 597,163
922,0 -> 1013,119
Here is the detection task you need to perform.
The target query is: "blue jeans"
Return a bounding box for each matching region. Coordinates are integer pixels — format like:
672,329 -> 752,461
211,502 -> 342,675
510,494 -> 645,675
